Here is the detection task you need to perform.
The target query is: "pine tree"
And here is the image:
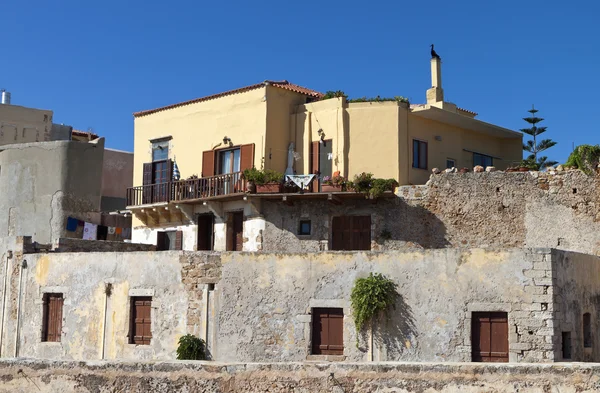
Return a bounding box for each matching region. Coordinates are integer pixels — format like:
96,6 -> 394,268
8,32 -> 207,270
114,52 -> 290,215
521,105 -> 557,170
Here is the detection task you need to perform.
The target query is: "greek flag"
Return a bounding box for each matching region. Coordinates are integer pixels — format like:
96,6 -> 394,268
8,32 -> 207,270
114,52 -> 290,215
173,160 -> 181,181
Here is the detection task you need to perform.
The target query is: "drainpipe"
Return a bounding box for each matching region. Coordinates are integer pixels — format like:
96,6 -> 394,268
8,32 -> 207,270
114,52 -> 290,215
101,283 -> 112,360
0,251 -> 12,357
14,259 -> 26,357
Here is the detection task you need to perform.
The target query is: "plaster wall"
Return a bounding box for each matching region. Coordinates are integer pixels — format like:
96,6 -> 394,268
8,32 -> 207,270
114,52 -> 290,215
0,104 -> 52,146
100,149 -> 133,211
0,139 -> 104,244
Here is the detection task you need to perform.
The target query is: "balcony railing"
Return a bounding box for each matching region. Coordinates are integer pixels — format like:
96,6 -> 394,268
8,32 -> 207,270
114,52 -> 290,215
127,172 -> 245,206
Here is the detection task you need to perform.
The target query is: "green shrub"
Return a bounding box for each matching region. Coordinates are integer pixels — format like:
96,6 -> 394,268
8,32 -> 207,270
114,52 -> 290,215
176,334 -> 207,360
242,168 -> 283,185
350,273 -> 397,331
348,173 -> 398,198
565,145 -> 600,175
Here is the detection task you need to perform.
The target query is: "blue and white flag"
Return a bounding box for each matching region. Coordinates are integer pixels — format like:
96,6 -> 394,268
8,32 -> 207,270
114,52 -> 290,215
173,160 -> 181,181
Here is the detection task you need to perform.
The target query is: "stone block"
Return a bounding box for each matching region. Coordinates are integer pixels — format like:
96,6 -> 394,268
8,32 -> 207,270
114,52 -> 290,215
524,270 -> 546,278
533,278 -> 554,286
533,261 -> 552,270
535,328 -> 554,336
510,342 -> 532,351
531,295 -> 554,303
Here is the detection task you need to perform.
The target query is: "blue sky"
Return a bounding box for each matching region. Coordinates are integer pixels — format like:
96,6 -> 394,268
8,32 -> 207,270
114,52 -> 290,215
2,0 -> 598,163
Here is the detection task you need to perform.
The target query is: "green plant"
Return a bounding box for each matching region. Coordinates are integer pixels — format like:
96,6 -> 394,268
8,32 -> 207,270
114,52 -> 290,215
348,173 -> 397,198
176,334 -> 207,360
350,273 -> 397,332
370,178 -> 399,198
323,174 -> 347,187
321,90 -> 348,100
521,106 -> 557,170
565,145 -> 600,175
347,96 -> 409,104
242,168 -> 283,185
379,229 -> 392,241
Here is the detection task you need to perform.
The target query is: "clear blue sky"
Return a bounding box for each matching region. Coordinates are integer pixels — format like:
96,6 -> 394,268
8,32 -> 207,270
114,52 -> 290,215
2,0 -> 598,163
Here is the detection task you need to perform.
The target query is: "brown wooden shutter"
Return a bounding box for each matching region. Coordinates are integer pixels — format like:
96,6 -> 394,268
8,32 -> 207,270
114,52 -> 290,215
43,294 -> 63,342
240,143 -> 255,171
311,141 -> 320,191
331,216 -> 343,251
472,312 -> 508,362
132,297 -> 152,345
312,308 -> 344,355
331,216 -> 371,251
202,150 -> 215,177
143,163 -> 153,185
175,230 -> 183,250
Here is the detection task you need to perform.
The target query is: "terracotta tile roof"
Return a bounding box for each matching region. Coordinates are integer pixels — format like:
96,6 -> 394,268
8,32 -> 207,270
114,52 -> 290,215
72,129 -> 99,140
457,107 -> 478,116
133,80 -> 324,118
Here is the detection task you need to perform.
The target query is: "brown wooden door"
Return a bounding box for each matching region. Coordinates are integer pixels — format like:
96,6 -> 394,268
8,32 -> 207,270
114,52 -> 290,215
227,212 -> 244,251
310,141 -> 320,191
197,215 -> 214,251
131,297 -> 152,345
312,308 -> 344,355
331,216 -> 371,251
472,312 -> 508,362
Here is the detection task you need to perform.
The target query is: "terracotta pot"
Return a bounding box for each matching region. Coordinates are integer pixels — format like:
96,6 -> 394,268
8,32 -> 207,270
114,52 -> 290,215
256,183 -> 282,193
518,167 -> 529,172
321,184 -> 343,192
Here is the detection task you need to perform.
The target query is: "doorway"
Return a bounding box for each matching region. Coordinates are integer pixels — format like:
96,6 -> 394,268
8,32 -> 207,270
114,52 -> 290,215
311,139 -> 332,192
471,312 -> 509,362
226,211 -> 244,251
197,214 -> 214,251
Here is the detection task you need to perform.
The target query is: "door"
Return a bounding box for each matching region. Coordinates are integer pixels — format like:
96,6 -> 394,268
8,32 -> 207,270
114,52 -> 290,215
312,308 -> 344,355
331,216 -> 371,251
152,159 -> 173,202
227,212 -> 244,251
197,214 -> 214,251
310,140 -> 332,192
472,312 -> 509,362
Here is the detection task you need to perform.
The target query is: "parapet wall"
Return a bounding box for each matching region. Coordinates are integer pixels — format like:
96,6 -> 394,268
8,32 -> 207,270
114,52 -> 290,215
1,359 -> 599,393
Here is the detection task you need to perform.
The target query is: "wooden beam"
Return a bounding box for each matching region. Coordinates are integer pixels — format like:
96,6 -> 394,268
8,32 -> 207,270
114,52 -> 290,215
327,194 -> 342,205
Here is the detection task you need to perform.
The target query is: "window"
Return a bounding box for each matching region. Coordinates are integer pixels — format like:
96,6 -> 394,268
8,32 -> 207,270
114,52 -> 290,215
412,140 -> 427,169
129,296 -> 152,345
471,312 -> 509,362
562,332 -> 572,359
152,141 -> 169,162
446,159 -> 456,169
42,293 -> 63,342
583,313 -> 592,348
157,230 -> 182,251
331,216 -> 371,251
217,148 -> 241,175
299,220 -> 311,235
312,308 -> 344,355
473,153 -> 493,168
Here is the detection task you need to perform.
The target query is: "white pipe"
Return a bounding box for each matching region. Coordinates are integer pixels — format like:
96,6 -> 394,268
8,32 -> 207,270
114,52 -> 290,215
0,252 -> 11,357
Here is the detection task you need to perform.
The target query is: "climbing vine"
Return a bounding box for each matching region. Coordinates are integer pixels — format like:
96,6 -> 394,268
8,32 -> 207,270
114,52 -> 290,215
565,145 -> 600,175
350,273 -> 397,331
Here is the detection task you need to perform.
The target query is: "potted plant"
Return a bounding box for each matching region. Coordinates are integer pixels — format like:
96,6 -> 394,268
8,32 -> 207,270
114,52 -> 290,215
349,172 -> 398,199
243,168 -> 283,193
321,173 -> 347,192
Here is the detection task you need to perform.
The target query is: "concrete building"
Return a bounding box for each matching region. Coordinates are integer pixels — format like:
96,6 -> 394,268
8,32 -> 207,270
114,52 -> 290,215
129,56 -> 522,251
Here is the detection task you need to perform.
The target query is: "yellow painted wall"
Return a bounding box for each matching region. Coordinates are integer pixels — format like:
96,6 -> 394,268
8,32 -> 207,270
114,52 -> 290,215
0,104 -> 52,145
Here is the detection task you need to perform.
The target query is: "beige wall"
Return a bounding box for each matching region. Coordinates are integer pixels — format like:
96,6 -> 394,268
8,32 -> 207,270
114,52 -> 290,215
0,104 -> 53,146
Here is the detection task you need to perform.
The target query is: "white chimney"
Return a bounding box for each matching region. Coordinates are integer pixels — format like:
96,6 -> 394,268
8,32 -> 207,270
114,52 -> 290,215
1,89 -> 11,105
426,58 -> 444,104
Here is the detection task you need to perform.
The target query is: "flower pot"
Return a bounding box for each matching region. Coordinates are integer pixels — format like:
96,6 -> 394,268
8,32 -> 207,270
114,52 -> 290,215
518,167 -> 529,172
256,183 -> 282,193
321,184 -> 343,192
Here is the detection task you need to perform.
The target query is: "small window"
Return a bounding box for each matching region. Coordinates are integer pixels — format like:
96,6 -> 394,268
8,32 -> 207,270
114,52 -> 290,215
412,140 -> 428,169
129,296 -> 152,345
152,141 -> 169,162
562,331 -> 572,359
157,230 -> 182,251
299,220 -> 311,235
473,153 -> 493,168
42,293 -> 63,342
583,313 -> 592,348
312,308 -> 344,355
446,159 -> 456,169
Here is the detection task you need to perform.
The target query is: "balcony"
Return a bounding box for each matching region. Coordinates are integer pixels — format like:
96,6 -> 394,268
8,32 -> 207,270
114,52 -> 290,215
127,172 -> 245,207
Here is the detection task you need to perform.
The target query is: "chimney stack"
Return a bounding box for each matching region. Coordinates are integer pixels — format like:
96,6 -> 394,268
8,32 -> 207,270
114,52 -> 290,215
0,89 -> 11,105
426,57 -> 444,104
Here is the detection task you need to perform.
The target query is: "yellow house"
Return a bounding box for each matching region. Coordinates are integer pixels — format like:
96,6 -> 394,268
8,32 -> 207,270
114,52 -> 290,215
129,58 -> 522,251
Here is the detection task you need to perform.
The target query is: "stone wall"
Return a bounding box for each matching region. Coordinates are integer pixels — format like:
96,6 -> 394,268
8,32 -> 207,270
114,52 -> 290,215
261,171 -> 600,255
1,359 -> 600,393
54,238 -> 155,252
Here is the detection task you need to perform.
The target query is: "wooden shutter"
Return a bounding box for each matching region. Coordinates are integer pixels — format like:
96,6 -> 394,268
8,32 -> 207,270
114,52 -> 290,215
331,216 -> 371,251
43,294 -> 63,342
240,144 -> 255,171
234,212 -> 244,251
312,308 -> 344,355
175,230 -> 183,250
311,141 -> 320,191
156,232 -> 166,251
202,150 -> 215,177
472,312 -> 508,362
143,163 -> 153,185
132,297 -> 152,345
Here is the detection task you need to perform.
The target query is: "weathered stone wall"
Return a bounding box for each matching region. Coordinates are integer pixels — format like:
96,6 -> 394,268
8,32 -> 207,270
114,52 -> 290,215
261,171 -> 600,255
1,359 -> 600,393
54,238 -> 155,252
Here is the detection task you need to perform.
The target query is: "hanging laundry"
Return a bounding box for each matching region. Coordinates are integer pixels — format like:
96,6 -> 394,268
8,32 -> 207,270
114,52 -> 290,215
83,222 -> 97,240
77,219 -> 85,227
66,217 -> 78,232
122,228 -> 131,239
115,227 -> 122,235
327,153 -> 333,160
108,227 -> 116,235
97,225 -> 108,241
